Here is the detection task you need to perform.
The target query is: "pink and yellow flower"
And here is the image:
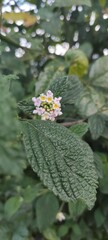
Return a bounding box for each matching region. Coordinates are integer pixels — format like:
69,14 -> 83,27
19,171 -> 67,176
32,90 -> 62,121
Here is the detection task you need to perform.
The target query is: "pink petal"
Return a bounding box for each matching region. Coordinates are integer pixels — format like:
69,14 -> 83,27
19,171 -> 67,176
33,109 -> 37,114
54,109 -> 62,116
32,97 -> 36,102
47,90 -> 53,97
34,98 -> 41,107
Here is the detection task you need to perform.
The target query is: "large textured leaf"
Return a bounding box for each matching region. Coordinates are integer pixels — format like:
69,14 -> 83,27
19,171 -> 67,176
53,0 -> 91,7
88,114 -> 105,140
49,75 -> 83,104
22,120 -> 98,209
18,98 -> 34,114
89,56 -> 108,89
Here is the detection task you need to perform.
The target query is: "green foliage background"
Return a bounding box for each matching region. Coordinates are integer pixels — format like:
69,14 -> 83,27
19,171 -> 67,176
1,0 -> 108,239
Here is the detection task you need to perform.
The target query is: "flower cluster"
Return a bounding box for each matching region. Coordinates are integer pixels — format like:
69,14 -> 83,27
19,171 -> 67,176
32,90 -> 62,121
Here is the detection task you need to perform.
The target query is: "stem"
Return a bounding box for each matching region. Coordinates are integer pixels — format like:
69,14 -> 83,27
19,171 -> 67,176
59,202 -> 65,212
0,33 -> 26,49
61,119 -> 85,127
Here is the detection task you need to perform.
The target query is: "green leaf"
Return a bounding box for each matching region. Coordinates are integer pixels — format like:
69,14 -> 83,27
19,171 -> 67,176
1,53 -> 26,75
53,0 -> 91,7
36,192 -> 59,231
12,224 -> 29,240
94,153 -> 103,179
58,225 -> 69,237
76,87 -> 104,117
0,141 -> 25,176
101,124 -> 108,139
4,196 -> 23,218
35,58 -> 65,96
94,209 -> 105,227
10,79 -> 25,101
0,226 -> 11,240
22,120 -> 98,209
38,7 -> 54,20
72,224 -> 82,236
0,75 -> 18,139
99,0 -> 106,7
100,107 -> 108,120
12,233 -> 28,240
43,228 -> 60,240
76,89 -> 97,117
0,75 -> 25,176
69,122 -> 88,137
99,163 -> 108,194
68,199 -> 86,220
80,42 -> 93,58
49,75 -> 83,105
22,183 -> 46,203
89,56 -> 108,89
88,114 -> 105,140
65,49 -> 89,78
35,70 -> 52,96
40,15 -> 62,36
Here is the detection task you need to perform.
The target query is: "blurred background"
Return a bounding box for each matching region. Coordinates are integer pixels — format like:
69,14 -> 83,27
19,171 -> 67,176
1,0 -> 108,239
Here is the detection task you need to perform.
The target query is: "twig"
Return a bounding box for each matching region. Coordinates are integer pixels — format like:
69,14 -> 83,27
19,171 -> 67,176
0,33 -> 26,49
61,119 -> 85,127
59,202 -> 65,212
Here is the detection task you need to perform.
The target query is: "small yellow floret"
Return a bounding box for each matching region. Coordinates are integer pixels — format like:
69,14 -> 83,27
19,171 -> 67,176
47,97 -> 53,103
40,95 -> 46,101
53,103 -> 59,109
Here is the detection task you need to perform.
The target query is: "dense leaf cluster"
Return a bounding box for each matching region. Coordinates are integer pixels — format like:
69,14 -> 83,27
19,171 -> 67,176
1,0 -> 108,239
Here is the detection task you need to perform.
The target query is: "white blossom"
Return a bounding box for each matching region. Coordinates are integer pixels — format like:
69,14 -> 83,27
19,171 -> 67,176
56,212 -> 65,222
